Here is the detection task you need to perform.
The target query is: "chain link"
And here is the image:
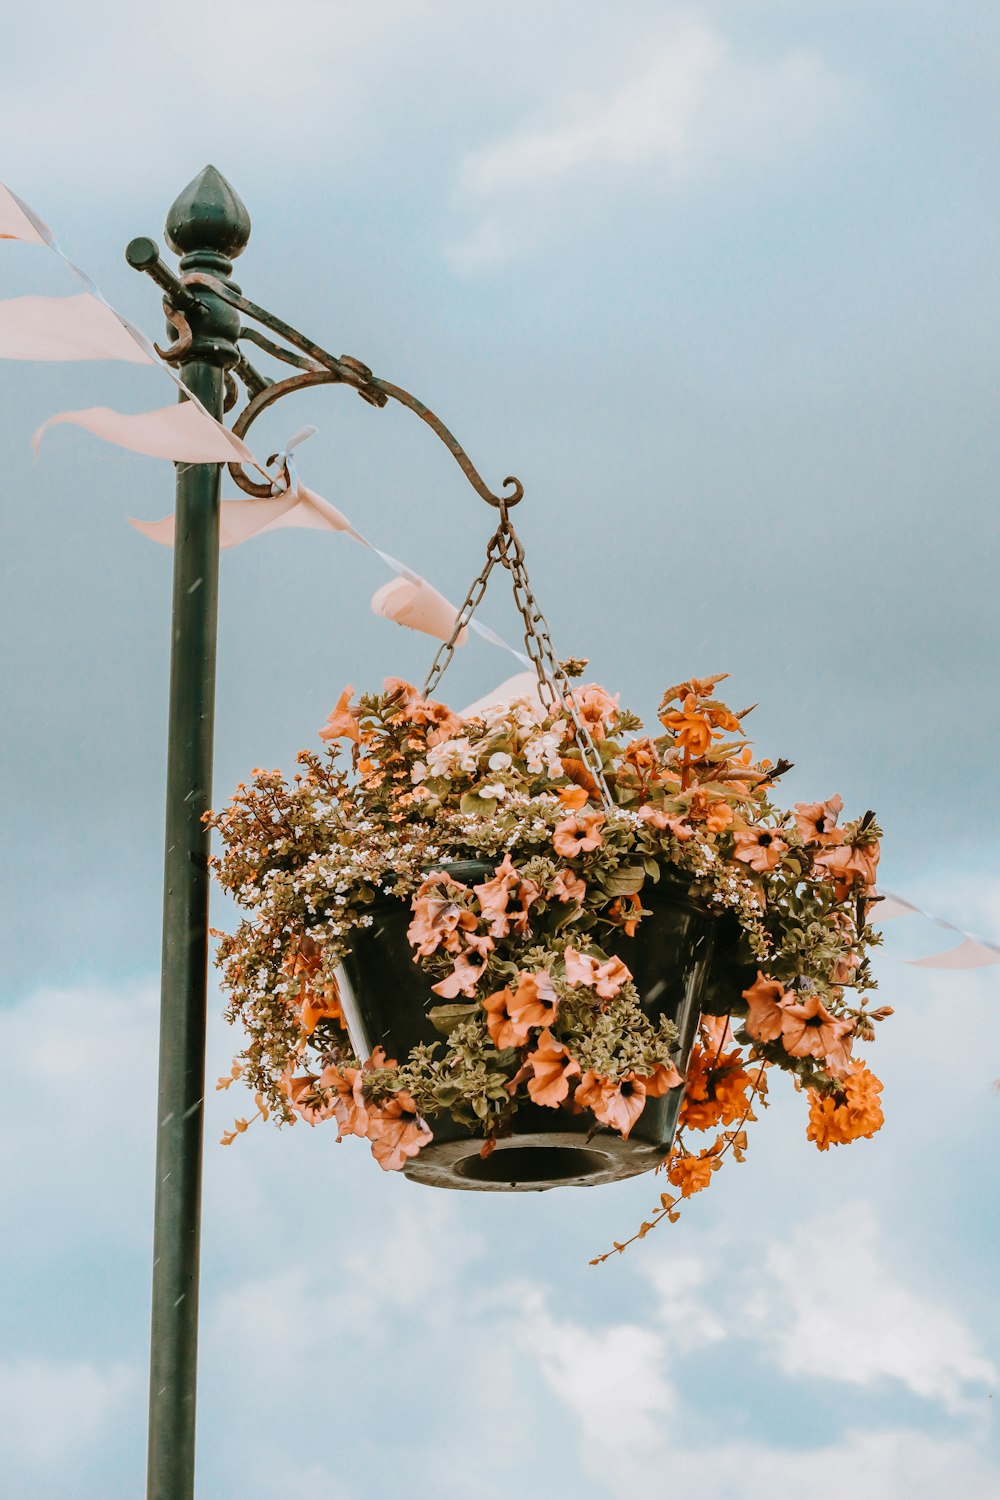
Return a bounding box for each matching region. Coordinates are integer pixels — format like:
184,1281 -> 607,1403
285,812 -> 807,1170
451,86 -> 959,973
421,504 -> 615,812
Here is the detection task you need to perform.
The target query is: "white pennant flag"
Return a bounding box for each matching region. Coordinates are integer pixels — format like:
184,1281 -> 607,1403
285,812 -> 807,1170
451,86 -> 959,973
130,483 -> 357,549
371,575 -> 468,645
0,292 -> 155,363
0,181 -> 50,245
34,400 -> 256,465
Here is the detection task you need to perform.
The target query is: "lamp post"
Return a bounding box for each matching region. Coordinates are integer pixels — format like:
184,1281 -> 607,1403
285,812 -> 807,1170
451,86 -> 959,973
127,168 -> 249,1500
128,165 -> 533,1500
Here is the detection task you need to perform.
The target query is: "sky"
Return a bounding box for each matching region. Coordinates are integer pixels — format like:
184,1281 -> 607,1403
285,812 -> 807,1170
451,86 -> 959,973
1,2 -> 999,1496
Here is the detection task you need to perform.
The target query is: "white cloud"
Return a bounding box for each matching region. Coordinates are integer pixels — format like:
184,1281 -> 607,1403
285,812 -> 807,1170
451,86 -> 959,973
627,1427 -> 1000,1500
0,1358 -> 135,1471
448,22 -> 853,271
754,1203 -> 998,1413
515,1286 -> 674,1473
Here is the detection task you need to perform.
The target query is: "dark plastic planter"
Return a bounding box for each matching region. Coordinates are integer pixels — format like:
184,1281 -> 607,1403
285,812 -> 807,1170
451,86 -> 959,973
338,859 -> 724,1191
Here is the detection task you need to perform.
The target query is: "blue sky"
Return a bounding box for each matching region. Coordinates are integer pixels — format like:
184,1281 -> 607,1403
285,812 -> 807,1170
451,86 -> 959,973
1,3 -> 999,1496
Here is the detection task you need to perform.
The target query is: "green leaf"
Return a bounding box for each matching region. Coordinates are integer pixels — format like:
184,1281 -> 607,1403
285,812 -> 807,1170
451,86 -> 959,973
460,791 -> 500,816
601,864 -> 647,897
427,1003 -> 480,1036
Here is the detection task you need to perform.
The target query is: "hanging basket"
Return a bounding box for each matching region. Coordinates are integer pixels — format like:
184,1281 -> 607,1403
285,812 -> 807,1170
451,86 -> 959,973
340,859 -> 725,1191
210,488 -> 886,1248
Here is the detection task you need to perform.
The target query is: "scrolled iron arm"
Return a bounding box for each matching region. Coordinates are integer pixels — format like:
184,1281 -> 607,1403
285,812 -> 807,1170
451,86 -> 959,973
180,271 -> 524,508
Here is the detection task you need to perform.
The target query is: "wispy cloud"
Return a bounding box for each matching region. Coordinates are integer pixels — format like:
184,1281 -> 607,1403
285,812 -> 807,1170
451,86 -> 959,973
448,21 -> 854,271
0,1358 -> 135,1477
755,1204 -> 998,1411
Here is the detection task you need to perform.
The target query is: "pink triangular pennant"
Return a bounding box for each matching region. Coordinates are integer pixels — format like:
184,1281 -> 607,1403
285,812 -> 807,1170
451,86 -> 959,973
34,401 -> 255,465
0,292 -> 154,363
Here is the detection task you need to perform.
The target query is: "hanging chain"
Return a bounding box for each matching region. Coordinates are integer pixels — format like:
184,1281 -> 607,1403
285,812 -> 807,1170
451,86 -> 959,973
422,503 -> 615,813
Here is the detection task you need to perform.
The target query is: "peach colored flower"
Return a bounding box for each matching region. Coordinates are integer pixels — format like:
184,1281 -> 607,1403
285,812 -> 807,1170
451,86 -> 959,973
780,992 -> 852,1063
525,1029 -> 580,1107
407,874 -> 479,957
318,685 -> 360,744
558,784 -> 590,811
572,683 -> 619,742
732,828 -> 788,872
640,1060 -> 684,1096
367,1091 -> 433,1171
483,986 -> 523,1049
319,1064 -> 370,1139
814,839 -> 880,895
700,1015 -> 735,1054
508,970 -> 559,1032
431,951 -> 487,998
794,794 -> 844,845
473,854 -> 520,938
299,980 -> 344,1036
563,947 -> 632,998
575,1070 -> 647,1139
638,804 -> 693,840
282,1071 -> 336,1126
552,809 -> 606,857
832,950 -> 861,985
550,868 -> 587,904
742,973 -> 792,1043
560,755 -> 602,800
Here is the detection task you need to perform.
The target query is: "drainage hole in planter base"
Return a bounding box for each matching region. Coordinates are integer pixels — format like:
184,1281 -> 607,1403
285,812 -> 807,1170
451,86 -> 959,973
455,1144 -> 611,1186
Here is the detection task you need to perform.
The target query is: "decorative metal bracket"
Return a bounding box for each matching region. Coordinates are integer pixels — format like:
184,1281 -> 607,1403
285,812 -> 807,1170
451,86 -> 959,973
125,240 -> 523,508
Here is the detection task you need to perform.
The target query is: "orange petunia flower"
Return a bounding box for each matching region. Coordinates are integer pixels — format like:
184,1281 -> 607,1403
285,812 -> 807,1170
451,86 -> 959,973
407,875 -> 480,958
638,804 -> 694,840
508,970 -> 559,1033
641,1060 -> 684,1096
575,1069 -> 648,1139
558,784 -> 590,811
814,839 -> 880,896
794,794 -> 845,845
299,979 -> 345,1036
742,973 -> 792,1043
732,828 -> 788,872
472,854 -> 520,938
483,986 -> 523,1049
550,868 -> 587,904
282,1070 -> 336,1127
367,1090 -> 433,1171
318,684 -> 361,744
319,1064 -> 370,1139
552,809 -> 606,857
563,947 -> 632,998
525,1029 -> 580,1107
430,951 -> 487,999
572,683 -> 620,742
781,992 -> 853,1066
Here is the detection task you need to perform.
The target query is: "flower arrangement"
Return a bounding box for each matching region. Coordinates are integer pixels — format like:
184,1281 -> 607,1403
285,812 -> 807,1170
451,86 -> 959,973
209,669 -> 889,1251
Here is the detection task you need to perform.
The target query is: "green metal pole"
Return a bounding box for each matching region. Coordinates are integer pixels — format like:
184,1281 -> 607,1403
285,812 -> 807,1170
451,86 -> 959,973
134,166 -> 250,1500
